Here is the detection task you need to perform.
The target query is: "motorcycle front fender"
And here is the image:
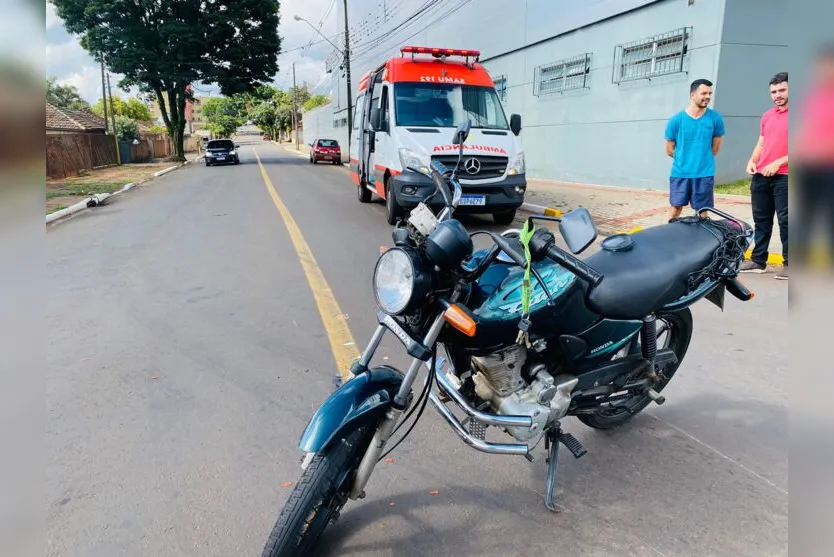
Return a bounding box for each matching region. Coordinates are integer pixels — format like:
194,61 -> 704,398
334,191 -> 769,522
298,365 -> 404,453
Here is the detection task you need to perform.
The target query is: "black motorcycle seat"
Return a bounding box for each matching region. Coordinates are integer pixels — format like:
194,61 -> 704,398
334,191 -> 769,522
584,220 -> 721,319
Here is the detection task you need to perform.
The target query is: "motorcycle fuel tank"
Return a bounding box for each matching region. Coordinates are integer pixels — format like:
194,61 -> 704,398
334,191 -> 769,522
455,253 -> 600,351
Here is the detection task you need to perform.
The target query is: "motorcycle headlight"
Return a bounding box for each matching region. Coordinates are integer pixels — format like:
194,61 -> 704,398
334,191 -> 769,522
398,148 -> 430,176
373,247 -> 431,315
507,152 -> 525,176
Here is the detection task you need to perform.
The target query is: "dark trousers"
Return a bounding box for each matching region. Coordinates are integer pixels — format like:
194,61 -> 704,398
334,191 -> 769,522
750,173 -> 789,266
793,165 -> 834,266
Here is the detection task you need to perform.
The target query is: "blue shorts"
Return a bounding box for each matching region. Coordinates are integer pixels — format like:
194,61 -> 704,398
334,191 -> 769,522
670,176 -> 715,210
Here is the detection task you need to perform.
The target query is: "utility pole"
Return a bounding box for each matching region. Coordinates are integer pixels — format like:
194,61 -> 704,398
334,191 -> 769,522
106,71 -> 117,138
105,62 -> 121,164
99,55 -> 109,134
343,0 -> 352,153
292,62 -> 299,150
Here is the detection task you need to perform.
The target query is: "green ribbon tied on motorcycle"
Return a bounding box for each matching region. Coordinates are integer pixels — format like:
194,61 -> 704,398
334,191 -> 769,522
516,219 -> 536,346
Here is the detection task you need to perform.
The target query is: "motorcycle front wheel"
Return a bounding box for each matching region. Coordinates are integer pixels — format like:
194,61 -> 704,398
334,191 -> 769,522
577,308 -> 693,430
261,427 -> 370,557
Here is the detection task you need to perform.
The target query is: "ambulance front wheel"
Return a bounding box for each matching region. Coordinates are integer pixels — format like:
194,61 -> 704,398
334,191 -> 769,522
357,179 -> 371,203
385,178 -> 404,225
493,208 -> 517,225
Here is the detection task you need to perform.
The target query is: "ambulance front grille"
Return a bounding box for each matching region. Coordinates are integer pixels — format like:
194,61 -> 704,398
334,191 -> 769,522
431,155 -> 508,180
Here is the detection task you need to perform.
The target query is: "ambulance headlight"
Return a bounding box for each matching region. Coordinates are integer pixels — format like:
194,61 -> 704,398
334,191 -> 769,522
399,148 -> 430,176
507,152 -> 525,176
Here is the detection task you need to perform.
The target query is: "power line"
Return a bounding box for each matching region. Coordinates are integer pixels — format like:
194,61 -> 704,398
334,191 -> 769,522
350,0 -> 446,60
351,0 -> 455,63
301,0 -> 337,55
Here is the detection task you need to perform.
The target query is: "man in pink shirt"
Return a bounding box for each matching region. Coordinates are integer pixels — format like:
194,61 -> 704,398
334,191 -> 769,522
741,72 -> 789,279
794,47 -> 834,270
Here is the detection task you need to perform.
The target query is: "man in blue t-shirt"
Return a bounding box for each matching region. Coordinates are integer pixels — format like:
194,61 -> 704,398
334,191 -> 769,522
664,78 -> 726,220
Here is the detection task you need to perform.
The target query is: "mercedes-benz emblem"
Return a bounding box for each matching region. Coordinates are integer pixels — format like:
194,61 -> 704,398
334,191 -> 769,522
463,157 -> 481,175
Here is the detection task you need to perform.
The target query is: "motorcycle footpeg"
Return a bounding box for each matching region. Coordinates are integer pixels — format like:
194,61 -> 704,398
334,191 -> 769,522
647,388 -> 666,405
558,432 -> 587,459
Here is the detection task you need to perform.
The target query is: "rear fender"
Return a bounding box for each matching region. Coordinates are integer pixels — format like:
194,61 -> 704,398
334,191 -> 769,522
661,278 -> 721,312
298,366 -> 403,453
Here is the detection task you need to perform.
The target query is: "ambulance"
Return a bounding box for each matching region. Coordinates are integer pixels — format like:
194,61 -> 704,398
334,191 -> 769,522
350,46 -> 526,225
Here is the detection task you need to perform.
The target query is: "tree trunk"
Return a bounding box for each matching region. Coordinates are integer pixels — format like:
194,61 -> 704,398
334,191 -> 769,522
172,126 -> 185,161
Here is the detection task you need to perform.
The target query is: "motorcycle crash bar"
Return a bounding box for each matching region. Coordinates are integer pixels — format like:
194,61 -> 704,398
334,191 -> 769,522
425,359 -> 531,456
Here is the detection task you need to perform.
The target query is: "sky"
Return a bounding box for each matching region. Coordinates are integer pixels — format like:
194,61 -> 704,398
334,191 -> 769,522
45,0 -> 340,102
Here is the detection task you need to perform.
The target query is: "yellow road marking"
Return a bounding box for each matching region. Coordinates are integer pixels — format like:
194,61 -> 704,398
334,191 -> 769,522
255,149 -> 359,381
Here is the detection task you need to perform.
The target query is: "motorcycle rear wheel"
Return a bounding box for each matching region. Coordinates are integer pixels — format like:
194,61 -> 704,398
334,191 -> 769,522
577,308 -> 692,430
261,427 -> 369,557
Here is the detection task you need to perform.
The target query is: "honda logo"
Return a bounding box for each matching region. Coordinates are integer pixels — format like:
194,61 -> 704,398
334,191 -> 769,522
463,157 -> 481,175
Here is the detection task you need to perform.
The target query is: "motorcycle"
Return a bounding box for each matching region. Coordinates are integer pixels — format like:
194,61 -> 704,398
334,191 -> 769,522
261,120 -> 755,557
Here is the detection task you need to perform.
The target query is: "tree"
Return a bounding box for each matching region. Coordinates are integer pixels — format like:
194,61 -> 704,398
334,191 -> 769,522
92,97 -> 152,121
114,116 -> 139,141
92,97 -> 125,118
304,94 -> 330,112
51,1 -> 281,161
248,101 -> 278,140
203,97 -> 243,138
46,77 -> 90,110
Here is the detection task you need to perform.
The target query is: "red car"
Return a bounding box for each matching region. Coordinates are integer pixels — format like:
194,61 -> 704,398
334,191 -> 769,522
309,138 -> 342,165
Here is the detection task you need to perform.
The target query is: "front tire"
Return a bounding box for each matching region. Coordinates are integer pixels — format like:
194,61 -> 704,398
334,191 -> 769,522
493,208 -> 517,225
577,308 -> 693,430
385,177 -> 403,225
357,180 -> 372,203
261,428 -> 369,557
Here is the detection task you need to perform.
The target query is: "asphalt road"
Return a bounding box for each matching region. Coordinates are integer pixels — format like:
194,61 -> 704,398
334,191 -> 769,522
47,138 -> 788,557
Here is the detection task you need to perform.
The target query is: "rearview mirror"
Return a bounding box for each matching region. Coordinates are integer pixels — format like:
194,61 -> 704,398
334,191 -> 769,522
559,208 -> 598,254
452,119 -> 471,145
510,114 -> 522,136
235,144 -> 240,149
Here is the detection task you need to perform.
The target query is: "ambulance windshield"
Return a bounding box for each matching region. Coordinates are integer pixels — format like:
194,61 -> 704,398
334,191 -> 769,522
394,83 -> 508,129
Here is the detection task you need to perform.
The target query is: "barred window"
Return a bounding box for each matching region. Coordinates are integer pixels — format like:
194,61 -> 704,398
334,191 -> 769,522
534,53 -> 591,96
493,75 -> 508,101
613,28 -> 690,84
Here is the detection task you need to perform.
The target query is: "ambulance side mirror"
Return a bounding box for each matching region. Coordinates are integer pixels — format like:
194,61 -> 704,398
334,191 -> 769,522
510,114 -> 522,136
370,107 -> 382,131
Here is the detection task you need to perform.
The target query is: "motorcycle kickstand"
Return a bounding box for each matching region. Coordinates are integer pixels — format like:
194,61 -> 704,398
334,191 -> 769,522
544,429 -> 563,513
544,428 -> 588,512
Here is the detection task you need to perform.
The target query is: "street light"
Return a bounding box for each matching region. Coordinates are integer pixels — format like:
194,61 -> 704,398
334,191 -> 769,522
293,15 -> 344,54
293,13 -> 353,155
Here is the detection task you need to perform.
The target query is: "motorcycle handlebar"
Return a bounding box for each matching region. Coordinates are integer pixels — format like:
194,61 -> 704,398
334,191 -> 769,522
490,233 -> 528,268
545,244 -> 604,287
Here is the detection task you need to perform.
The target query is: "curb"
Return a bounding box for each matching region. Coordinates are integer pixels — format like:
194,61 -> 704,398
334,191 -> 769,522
46,160 -> 191,226
520,202 -> 562,218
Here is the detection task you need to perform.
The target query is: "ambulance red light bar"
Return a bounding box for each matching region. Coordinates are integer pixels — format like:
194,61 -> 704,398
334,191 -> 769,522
400,46 -> 481,59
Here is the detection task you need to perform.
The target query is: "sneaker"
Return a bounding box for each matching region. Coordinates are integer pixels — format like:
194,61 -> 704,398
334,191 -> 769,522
740,261 -> 767,273
775,266 -> 788,280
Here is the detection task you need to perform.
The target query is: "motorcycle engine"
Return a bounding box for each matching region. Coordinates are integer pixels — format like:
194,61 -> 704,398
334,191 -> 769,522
471,345 -> 577,442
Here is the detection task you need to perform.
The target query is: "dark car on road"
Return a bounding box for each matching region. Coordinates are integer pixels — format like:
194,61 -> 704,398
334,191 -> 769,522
205,139 -> 240,166
309,138 -> 342,165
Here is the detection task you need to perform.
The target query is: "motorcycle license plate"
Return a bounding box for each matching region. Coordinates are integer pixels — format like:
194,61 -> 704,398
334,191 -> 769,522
459,195 -> 486,206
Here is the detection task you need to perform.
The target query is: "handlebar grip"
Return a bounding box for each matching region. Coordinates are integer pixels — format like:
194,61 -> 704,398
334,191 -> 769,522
491,233 -> 528,268
546,245 -> 604,287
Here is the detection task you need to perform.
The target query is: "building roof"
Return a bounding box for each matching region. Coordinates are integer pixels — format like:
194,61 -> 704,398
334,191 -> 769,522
46,103 -> 107,132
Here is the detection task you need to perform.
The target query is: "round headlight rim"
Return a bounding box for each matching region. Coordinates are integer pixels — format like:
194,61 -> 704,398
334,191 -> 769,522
373,247 -> 417,316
